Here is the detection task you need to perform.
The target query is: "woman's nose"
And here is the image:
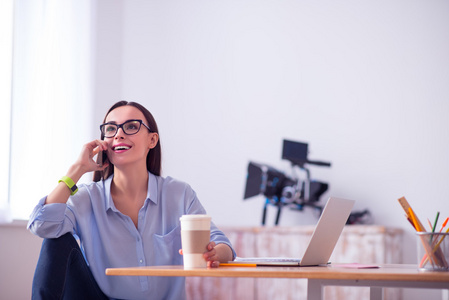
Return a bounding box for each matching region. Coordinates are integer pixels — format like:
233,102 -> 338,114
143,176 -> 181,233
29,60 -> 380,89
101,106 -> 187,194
115,127 -> 125,139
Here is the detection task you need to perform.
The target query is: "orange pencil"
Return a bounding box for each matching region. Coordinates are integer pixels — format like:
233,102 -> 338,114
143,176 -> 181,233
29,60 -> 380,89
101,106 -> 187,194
220,263 -> 257,267
409,208 -> 425,232
439,217 -> 449,233
409,208 -> 436,268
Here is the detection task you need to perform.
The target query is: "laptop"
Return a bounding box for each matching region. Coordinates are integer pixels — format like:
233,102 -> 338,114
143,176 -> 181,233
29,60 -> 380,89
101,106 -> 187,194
229,197 -> 355,266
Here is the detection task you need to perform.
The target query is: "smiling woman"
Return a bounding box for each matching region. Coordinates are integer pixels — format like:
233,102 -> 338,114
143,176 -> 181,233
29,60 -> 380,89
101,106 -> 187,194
27,100 -> 235,299
8,0 -> 93,220
93,101 -> 162,182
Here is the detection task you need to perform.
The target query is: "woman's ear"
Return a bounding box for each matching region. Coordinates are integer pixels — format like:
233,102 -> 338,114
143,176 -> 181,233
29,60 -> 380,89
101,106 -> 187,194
148,132 -> 159,149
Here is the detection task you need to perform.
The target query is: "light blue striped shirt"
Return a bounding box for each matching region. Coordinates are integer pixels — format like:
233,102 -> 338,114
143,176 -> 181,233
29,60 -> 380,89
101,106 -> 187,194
28,172 -> 235,300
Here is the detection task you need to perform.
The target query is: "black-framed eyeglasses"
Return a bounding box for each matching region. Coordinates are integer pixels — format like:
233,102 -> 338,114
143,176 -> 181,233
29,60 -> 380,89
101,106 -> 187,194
100,119 -> 152,138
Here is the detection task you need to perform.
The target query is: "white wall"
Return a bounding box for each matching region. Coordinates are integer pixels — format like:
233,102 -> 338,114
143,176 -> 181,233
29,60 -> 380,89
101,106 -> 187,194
97,0 -> 449,250
0,222 -> 42,300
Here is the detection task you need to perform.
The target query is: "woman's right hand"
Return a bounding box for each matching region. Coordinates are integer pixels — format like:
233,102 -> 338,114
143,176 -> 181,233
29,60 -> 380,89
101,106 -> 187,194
46,140 -> 109,204
70,140 -> 109,180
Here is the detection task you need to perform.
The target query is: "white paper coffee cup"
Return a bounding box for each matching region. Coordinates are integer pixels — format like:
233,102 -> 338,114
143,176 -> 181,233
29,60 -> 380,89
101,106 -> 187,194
179,214 -> 211,269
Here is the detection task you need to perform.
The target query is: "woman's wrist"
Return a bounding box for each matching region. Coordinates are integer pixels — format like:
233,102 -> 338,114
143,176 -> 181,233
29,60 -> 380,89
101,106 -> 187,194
65,163 -> 85,184
215,243 -> 234,262
46,166 -> 83,204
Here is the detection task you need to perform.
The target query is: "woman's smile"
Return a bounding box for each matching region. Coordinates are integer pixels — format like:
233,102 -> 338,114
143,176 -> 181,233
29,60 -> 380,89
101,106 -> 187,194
112,143 -> 132,153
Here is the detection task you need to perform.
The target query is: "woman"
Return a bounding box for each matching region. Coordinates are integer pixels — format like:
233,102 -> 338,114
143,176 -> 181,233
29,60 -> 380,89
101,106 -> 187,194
28,101 -> 235,300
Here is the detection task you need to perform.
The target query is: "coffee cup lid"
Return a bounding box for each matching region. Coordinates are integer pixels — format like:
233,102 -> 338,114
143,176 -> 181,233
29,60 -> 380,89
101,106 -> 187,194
179,214 -> 211,221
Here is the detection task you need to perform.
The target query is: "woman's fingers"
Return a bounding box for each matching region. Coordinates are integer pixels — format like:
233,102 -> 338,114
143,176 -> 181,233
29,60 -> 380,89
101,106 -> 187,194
180,242 -> 222,268
203,242 -> 219,263
87,140 -> 108,154
207,260 -> 220,268
77,140 -> 109,172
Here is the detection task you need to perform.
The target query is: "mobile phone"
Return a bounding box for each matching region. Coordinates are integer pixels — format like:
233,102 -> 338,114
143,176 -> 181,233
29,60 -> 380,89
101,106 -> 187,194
98,150 -> 108,167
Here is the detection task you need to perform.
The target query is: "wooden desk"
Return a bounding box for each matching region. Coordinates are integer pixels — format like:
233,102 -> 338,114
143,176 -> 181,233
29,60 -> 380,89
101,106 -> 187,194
219,225 -> 404,299
106,264 -> 449,300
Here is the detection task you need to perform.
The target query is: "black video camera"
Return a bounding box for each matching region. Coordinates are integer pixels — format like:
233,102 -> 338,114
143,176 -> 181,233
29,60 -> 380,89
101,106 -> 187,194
243,140 -> 331,225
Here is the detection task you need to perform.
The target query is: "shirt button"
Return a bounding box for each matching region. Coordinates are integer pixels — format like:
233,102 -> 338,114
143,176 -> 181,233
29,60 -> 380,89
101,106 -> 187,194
139,259 -> 143,264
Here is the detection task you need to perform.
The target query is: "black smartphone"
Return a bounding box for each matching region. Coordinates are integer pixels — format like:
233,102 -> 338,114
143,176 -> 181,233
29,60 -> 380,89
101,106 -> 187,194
98,150 -> 108,167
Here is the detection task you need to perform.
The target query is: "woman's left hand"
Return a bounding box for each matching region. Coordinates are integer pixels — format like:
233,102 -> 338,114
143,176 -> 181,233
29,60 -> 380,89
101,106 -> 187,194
203,242 -> 233,268
179,242 -> 233,268
203,242 -> 220,268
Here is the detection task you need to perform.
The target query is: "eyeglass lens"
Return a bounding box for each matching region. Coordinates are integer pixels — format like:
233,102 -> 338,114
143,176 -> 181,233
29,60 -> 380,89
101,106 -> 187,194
102,120 -> 142,137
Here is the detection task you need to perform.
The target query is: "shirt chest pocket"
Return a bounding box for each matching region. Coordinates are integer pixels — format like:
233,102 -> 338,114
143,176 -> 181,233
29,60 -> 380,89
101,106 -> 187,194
153,225 -> 183,265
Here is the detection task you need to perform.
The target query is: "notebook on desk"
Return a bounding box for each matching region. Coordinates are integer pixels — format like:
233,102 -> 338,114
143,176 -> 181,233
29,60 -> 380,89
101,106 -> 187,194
228,197 -> 355,267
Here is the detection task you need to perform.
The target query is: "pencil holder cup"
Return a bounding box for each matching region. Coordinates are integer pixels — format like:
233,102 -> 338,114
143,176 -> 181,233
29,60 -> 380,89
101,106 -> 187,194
416,232 -> 449,272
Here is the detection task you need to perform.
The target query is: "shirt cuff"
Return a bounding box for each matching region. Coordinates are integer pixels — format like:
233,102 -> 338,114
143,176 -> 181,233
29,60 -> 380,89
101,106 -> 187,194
27,196 -> 68,228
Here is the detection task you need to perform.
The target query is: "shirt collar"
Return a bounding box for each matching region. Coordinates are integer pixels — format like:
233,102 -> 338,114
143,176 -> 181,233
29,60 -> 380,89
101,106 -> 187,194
147,172 -> 158,205
104,172 -> 158,211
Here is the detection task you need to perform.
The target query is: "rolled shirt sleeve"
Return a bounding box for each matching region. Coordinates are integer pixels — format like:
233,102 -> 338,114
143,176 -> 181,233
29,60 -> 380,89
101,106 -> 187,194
27,197 -> 76,239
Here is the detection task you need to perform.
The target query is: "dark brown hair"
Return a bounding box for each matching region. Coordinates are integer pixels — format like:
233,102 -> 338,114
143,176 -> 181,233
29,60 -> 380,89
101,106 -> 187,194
93,101 -> 161,181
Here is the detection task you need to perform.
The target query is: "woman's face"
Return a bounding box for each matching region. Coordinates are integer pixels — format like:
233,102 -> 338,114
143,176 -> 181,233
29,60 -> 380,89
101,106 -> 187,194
103,105 -> 158,168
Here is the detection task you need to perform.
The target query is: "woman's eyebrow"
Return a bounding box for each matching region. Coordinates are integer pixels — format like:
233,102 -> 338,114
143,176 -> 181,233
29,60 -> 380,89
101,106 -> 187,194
105,119 -> 139,125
